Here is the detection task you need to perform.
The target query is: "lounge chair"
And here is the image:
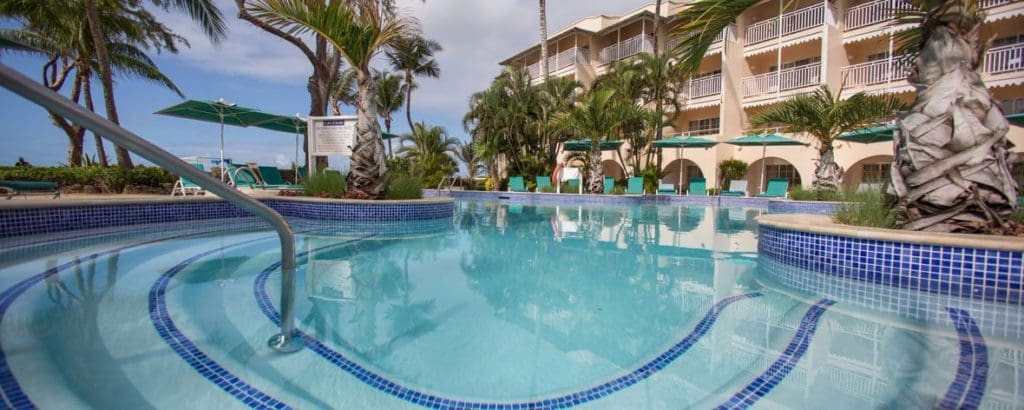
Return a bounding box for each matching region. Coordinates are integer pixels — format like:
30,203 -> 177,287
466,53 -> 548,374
565,179 -> 581,193
626,177 -> 644,194
686,177 -> 708,196
1,180 -> 60,199
171,163 -> 207,196
657,183 -> 676,195
535,176 -> 551,192
228,165 -> 261,189
720,180 -> 748,197
508,176 -> 527,192
257,166 -> 301,189
603,177 -> 615,194
296,166 -> 308,184
755,178 -> 790,198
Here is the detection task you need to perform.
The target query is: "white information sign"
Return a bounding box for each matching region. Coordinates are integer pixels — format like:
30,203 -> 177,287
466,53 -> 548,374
308,116 -> 356,156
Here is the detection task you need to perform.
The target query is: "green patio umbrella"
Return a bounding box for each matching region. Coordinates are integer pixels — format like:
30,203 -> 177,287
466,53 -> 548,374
381,131 -> 402,158
652,135 -> 718,188
1006,113 -> 1024,127
563,139 -> 624,151
838,124 -> 898,144
155,99 -> 278,181
724,133 -> 807,194
251,114 -> 307,173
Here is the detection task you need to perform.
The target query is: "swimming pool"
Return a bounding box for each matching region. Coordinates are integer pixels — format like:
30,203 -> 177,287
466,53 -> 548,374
0,200 -> 1021,408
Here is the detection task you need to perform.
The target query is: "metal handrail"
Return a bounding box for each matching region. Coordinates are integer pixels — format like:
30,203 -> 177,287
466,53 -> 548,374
0,64 -> 303,353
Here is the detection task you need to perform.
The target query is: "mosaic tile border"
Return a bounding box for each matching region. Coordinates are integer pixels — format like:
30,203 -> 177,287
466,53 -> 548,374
759,226 -> 1024,304
253,241 -> 762,410
939,308 -> 988,409
766,200 -> 839,215
716,299 -> 835,409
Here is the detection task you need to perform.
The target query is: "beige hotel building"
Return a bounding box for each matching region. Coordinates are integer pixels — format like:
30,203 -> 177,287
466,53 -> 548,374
499,0 -> 1024,194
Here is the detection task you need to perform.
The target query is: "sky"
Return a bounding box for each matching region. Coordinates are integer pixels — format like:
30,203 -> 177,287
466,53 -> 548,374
0,0 -> 651,170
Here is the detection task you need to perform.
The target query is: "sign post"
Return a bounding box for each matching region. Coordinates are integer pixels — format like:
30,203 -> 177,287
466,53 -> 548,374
307,115 -> 357,176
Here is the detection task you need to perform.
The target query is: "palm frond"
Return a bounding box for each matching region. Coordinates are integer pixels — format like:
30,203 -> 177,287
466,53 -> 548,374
153,0 -> 228,43
670,0 -> 759,75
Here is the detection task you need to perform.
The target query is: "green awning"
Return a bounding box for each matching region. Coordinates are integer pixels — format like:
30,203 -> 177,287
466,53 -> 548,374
652,135 -> 718,148
563,139 -> 624,152
724,133 -> 807,147
838,124 -> 898,144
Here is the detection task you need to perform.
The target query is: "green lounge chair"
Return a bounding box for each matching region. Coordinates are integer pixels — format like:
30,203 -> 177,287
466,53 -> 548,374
720,180 -> 748,197
228,165 -> 261,189
535,176 -> 551,192
686,178 -> 707,196
257,166 -> 301,189
603,177 -> 615,194
296,166 -> 308,183
171,163 -> 207,196
755,178 -> 790,198
626,177 -> 644,194
565,179 -> 581,193
1,180 -> 60,199
508,176 -> 527,192
657,183 -> 676,195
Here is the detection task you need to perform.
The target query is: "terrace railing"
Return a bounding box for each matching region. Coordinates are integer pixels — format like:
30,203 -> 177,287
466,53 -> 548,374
525,47 -> 589,79
841,58 -> 912,86
598,34 -> 655,64
984,43 -> 1024,75
685,74 -> 723,99
844,0 -> 915,31
742,63 -> 821,98
746,3 -> 825,44
667,26 -> 728,51
981,0 -> 1013,8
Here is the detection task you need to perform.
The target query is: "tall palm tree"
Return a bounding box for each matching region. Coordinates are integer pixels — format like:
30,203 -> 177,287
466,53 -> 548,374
749,86 -> 907,194
329,66 -> 357,115
249,0 -> 417,199
555,89 -> 642,194
399,122 -> 459,187
374,69 -> 405,157
538,0 -> 548,82
453,140 -> 483,189
386,34 -> 441,131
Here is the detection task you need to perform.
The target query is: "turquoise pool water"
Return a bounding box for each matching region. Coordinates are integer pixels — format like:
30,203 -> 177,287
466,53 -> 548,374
0,201 -> 1021,409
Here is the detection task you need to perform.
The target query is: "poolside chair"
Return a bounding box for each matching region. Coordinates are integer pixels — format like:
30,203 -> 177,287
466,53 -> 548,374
657,183 -> 676,195
171,163 -> 207,196
626,177 -> 644,195
565,178 -> 581,193
686,178 -> 708,196
227,165 -> 261,189
720,180 -> 748,197
257,166 -> 301,190
535,176 -> 551,192
603,177 -> 615,194
508,176 -> 527,192
755,179 -> 790,198
296,166 -> 308,184
1,180 -> 60,199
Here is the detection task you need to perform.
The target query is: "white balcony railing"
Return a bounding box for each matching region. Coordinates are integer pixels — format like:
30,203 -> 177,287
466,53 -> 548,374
524,47 -> 590,79
746,3 -> 825,44
598,34 -> 655,64
742,63 -> 821,98
984,43 -> 1024,75
685,74 -> 723,99
844,0 -> 915,31
841,58 -> 912,87
981,0 -> 1013,8
667,27 -> 728,51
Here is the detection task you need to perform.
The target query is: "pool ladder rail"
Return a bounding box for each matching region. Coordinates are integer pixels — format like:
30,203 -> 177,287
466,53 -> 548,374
437,176 -> 461,196
0,63 -> 304,353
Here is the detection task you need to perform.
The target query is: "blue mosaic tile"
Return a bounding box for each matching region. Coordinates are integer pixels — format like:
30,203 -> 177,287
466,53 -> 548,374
938,308 -> 988,409
766,200 -> 838,215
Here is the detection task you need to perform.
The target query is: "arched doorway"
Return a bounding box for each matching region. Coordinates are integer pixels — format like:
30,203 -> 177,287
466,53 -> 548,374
661,159 -> 704,191
601,160 -> 625,182
746,157 -> 802,193
842,155 -> 893,192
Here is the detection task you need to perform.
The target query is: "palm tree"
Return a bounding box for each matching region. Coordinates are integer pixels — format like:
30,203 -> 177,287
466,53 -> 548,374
555,89 -> 642,194
249,0 -> 417,199
538,0 -> 548,82
386,34 -> 441,131
749,86 -> 907,194
374,69 -> 405,158
329,66 -> 357,115
399,122 -> 459,187
452,140 -> 483,189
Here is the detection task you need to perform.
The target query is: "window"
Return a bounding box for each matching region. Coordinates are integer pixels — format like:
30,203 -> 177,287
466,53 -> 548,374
862,163 -> 890,184
687,117 -> 720,135
770,56 -> 821,71
866,52 -> 889,62
1002,98 -> 1024,115
993,34 -> 1024,48
687,165 -> 704,179
692,69 -> 722,79
766,164 -> 801,187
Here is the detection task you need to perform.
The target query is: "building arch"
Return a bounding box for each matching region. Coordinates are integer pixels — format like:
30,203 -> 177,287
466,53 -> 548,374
661,159 -> 705,189
841,155 -> 893,192
746,157 -> 802,193
601,160 -> 626,181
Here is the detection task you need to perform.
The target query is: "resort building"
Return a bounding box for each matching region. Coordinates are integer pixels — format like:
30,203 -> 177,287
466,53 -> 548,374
499,0 -> 1024,193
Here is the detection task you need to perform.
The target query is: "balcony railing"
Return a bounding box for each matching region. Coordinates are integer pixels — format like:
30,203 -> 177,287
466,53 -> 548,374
841,58 -> 912,87
667,27 -> 728,52
525,47 -> 590,79
984,43 -> 1024,75
685,74 -> 722,99
981,0 -> 1013,8
742,63 -> 821,98
746,3 -> 825,45
844,0 -> 915,31
598,34 -> 655,64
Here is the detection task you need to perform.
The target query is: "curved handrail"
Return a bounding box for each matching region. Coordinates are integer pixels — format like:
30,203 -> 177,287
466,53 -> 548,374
0,64 -> 303,353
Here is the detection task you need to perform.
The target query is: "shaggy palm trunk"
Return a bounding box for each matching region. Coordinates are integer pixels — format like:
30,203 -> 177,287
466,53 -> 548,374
538,0 -> 548,82
82,75 -> 109,167
813,145 -> 843,192
891,14 -> 1017,232
588,141 -> 603,194
347,69 -> 389,199
405,71 -> 414,131
385,117 -> 393,158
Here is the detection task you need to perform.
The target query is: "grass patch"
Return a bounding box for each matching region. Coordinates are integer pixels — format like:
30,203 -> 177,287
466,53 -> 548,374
385,173 -> 423,200
832,190 -> 897,229
302,171 -> 346,198
788,186 -> 842,201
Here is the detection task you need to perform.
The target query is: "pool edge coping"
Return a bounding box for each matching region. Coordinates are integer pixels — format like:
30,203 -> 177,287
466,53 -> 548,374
0,195 -> 454,209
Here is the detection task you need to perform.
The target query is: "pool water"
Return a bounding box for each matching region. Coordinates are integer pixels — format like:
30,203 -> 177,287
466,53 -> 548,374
0,201 -> 1022,409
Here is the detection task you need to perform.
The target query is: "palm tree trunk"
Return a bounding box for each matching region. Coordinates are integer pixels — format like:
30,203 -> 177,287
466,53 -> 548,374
891,12 -> 1017,232
347,68 -> 388,199
82,75 -> 109,167
538,0 -> 549,82
653,0 -> 662,56
83,0 -> 133,169
385,117 -> 393,158
812,145 -> 843,193
405,71 -> 414,132
588,141 -> 603,194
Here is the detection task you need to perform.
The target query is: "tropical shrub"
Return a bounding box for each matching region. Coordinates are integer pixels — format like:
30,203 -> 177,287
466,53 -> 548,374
832,190 -> 897,229
717,159 -> 748,190
0,166 -> 174,192
788,186 -> 841,202
385,173 -> 423,200
302,171 -> 346,198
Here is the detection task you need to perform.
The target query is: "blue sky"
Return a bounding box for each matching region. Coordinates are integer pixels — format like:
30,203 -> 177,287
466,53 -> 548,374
0,0 -> 649,170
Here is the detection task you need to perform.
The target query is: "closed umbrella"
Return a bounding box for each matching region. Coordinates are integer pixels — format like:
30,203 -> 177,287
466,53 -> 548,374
155,99 -> 279,181
724,133 -> 807,194
652,135 -> 718,189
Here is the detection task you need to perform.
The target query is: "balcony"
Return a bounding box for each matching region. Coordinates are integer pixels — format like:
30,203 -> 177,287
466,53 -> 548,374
981,0 -> 1013,8
597,34 -> 655,65
746,3 -> 825,45
667,27 -> 728,50
526,47 -> 590,79
844,0 -> 914,31
742,63 -> 821,98
684,74 -> 723,99
984,43 -> 1024,75
840,58 -> 912,87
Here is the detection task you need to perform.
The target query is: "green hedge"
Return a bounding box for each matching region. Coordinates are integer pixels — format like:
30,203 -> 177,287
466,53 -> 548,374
0,166 -> 175,192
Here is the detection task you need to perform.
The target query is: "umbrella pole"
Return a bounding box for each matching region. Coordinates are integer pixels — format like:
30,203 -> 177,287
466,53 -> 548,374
220,121 -> 225,182
678,147 -> 684,194
294,130 -> 300,184
760,144 -> 767,194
